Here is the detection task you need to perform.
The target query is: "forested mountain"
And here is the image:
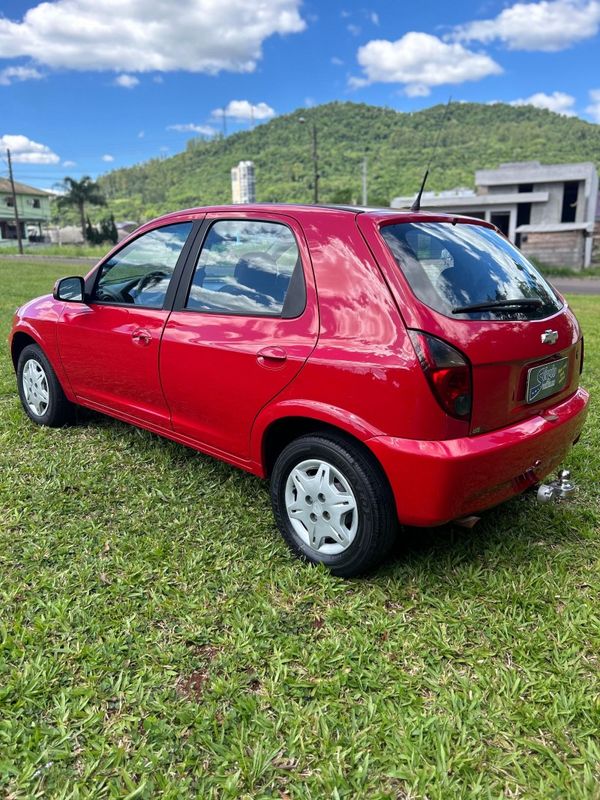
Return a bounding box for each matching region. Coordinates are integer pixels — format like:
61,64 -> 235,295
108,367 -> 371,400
98,102 -> 600,221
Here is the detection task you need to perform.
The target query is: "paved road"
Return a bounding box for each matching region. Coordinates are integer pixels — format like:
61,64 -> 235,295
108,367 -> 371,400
549,277 -> 600,295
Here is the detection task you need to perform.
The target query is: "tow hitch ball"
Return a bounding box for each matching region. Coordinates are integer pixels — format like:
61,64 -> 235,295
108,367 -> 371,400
536,470 -> 577,503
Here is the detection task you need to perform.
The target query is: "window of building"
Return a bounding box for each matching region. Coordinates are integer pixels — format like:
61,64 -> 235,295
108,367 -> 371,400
561,181 -> 579,223
516,202 -> 532,239
186,220 -> 303,317
490,212 -> 510,237
5,197 -> 14,207
518,184 -> 534,193
32,198 -> 41,208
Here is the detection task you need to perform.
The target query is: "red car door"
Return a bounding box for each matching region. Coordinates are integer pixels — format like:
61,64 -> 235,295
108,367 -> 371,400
57,220 -> 199,428
159,212 -> 318,461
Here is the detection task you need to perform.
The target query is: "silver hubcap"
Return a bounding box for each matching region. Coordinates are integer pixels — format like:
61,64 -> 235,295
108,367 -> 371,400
22,358 -> 50,417
284,459 -> 359,555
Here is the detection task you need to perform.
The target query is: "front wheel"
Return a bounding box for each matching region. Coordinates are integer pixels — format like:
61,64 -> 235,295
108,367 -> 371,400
17,344 -> 75,427
270,433 -> 398,577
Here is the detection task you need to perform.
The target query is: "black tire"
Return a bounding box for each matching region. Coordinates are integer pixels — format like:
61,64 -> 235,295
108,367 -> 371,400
17,343 -> 75,428
270,433 -> 398,577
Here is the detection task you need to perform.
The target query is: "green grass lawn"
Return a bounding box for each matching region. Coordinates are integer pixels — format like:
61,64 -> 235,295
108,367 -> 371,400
1,261 -> 599,800
0,243 -> 110,258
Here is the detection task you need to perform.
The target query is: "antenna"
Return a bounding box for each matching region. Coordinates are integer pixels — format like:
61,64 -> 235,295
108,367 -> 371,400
410,97 -> 452,212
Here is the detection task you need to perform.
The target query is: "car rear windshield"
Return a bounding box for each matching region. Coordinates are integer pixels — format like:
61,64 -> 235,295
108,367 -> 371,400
380,222 -> 563,320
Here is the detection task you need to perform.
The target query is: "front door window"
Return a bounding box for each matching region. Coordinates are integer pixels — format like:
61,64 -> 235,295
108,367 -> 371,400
93,222 -> 193,307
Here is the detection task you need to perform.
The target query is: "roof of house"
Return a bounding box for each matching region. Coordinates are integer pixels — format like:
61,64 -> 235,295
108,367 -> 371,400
0,178 -> 53,197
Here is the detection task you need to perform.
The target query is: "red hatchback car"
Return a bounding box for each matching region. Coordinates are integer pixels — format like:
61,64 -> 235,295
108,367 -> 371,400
10,205 -> 588,575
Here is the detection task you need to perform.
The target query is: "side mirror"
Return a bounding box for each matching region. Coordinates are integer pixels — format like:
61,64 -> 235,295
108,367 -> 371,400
53,276 -> 86,302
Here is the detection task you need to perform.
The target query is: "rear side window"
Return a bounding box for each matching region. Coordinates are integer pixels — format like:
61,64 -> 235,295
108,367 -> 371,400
186,220 -> 304,317
380,222 -> 562,320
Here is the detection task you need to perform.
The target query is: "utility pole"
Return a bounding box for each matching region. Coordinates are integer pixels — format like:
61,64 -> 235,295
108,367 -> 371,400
311,123 -> 319,204
299,117 -> 319,203
6,149 -> 23,254
361,157 -> 368,206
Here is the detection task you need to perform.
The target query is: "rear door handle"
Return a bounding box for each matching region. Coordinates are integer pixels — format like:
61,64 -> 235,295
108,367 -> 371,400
131,328 -> 152,346
257,346 -> 287,363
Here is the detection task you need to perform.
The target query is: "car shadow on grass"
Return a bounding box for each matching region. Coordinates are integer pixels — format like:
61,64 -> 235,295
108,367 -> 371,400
76,407 -> 583,585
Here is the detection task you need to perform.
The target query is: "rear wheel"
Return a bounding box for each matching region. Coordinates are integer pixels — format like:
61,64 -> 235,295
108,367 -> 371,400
17,344 -> 75,427
270,433 -> 398,577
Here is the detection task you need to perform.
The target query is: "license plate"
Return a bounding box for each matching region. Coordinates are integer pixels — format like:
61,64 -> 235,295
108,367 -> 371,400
526,357 -> 569,404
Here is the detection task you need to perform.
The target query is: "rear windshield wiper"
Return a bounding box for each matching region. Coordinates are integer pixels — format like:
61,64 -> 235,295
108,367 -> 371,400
452,298 -> 544,314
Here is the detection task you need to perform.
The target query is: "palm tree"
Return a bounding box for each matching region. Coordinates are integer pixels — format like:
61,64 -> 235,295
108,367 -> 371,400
58,176 -> 106,242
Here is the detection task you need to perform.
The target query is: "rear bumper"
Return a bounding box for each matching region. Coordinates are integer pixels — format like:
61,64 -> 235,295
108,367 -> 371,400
367,387 -> 589,527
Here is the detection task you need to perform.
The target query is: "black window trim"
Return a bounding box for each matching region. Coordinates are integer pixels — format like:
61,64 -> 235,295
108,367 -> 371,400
172,216 -> 307,320
85,219 -> 203,311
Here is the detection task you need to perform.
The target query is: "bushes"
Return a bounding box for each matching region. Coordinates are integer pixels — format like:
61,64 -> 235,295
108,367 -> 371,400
85,214 -> 118,245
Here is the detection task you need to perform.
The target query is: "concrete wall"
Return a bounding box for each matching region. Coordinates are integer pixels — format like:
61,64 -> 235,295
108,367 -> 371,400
592,221 -> 600,266
529,183 -> 563,225
521,230 -> 585,269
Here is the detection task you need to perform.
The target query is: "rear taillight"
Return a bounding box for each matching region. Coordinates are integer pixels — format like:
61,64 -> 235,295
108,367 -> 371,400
408,330 -> 472,421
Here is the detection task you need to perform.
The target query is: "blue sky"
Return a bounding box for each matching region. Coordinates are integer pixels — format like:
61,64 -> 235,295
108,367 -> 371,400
1,0 -> 599,190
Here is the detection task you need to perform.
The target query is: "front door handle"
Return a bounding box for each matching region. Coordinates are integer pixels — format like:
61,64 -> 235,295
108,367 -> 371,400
131,328 -> 152,346
257,346 -> 287,363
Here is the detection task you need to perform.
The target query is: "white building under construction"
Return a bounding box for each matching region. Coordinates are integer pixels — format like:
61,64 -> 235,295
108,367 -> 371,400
392,161 -> 599,269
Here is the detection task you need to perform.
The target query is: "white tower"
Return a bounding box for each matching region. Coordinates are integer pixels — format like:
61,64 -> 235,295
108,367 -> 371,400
231,160 -> 256,204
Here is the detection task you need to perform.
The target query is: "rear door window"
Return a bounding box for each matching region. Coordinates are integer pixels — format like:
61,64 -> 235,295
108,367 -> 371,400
185,219 -> 304,317
380,222 -> 562,320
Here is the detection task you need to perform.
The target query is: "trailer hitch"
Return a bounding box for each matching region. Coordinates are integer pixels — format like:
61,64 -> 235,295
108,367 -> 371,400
536,469 -> 577,503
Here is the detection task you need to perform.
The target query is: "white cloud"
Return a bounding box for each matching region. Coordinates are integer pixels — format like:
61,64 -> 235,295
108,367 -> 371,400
451,0 -> 600,51
0,133 -> 59,163
62,159 -> 76,167
101,154 -> 114,162
0,65 -> 43,85
114,73 -> 139,89
0,0 -> 305,74
354,32 -> 502,95
153,75 -> 164,84
510,91 -> 576,115
167,123 -> 217,136
370,11 -> 380,25
331,56 -> 344,66
212,100 -> 276,121
585,89 -> 600,122
347,23 -> 361,36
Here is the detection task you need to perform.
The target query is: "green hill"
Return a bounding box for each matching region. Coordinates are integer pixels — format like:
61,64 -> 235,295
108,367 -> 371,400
99,101 -> 600,220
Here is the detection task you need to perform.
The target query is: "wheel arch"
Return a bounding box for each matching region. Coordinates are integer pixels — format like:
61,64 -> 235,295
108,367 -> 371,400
11,325 -> 75,403
11,330 -> 40,371
258,411 -> 392,493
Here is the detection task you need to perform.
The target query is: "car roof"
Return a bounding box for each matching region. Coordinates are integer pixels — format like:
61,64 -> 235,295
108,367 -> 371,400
148,203 -> 495,229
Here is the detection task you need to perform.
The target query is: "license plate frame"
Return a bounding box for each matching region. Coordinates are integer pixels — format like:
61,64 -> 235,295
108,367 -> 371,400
526,356 -> 569,404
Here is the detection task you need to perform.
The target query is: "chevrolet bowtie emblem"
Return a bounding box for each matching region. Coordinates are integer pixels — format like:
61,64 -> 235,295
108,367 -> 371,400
541,330 -> 559,345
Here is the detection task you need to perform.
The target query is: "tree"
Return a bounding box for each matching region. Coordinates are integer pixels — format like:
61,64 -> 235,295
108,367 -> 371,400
58,176 -> 106,242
